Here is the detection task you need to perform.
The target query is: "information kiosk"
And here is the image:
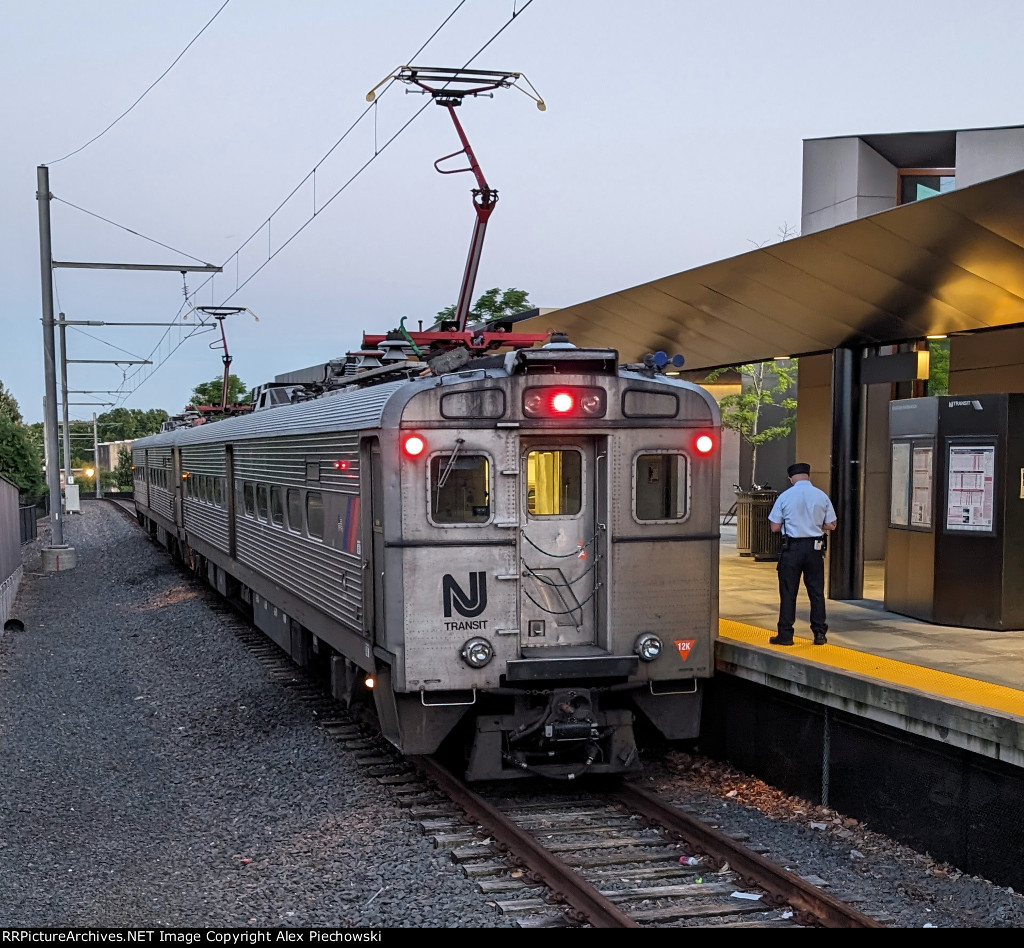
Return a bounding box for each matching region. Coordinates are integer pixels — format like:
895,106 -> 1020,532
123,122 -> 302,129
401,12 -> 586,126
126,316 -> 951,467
886,393 -> 1024,629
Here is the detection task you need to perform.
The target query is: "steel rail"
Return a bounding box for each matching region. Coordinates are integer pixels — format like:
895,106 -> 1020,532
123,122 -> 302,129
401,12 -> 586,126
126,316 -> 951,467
413,755 -> 639,928
615,781 -> 885,929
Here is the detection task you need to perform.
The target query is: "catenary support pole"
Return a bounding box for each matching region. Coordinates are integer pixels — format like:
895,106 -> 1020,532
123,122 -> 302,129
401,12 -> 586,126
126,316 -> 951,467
59,315 -> 72,488
37,165 -> 75,570
93,413 -> 100,499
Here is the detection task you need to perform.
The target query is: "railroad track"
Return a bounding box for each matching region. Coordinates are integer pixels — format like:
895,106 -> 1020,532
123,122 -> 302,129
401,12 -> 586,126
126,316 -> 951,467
109,497 -> 886,929
407,756 -> 886,929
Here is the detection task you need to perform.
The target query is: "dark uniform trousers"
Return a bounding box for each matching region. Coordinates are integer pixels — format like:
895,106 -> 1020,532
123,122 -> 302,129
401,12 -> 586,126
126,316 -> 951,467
776,537 -> 827,637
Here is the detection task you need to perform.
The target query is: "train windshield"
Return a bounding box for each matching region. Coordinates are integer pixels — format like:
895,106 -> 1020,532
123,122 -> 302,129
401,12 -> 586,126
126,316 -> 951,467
430,454 -> 490,524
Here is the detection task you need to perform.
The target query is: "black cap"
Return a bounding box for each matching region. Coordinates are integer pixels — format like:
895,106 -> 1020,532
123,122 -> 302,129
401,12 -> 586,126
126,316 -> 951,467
787,462 -> 811,477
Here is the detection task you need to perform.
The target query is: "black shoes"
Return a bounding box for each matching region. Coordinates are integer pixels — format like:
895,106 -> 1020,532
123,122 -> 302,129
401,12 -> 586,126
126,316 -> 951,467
769,633 -> 827,646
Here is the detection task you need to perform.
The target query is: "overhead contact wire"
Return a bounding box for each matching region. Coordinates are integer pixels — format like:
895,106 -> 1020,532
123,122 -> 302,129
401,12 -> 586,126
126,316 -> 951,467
46,0 -> 233,165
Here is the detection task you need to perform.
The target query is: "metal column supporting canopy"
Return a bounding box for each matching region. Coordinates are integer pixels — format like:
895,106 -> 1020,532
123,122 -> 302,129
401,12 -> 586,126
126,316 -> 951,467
830,347 -> 864,600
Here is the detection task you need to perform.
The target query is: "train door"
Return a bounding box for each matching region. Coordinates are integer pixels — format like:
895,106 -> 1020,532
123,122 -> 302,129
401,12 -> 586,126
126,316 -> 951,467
225,444 -> 236,558
172,449 -> 183,527
364,440 -> 385,643
519,436 -> 604,647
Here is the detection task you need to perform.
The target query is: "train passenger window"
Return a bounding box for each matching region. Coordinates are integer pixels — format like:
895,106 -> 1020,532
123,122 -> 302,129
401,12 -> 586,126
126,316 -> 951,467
287,488 -> 303,532
256,484 -> 269,521
243,482 -> 255,518
634,452 -> 689,521
270,486 -> 285,526
215,478 -> 225,508
306,492 -> 324,540
526,450 -> 581,516
429,454 -> 490,524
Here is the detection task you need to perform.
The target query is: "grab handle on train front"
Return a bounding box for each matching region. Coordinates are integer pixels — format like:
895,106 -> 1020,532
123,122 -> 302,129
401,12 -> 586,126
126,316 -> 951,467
420,687 -> 477,708
648,678 -> 697,696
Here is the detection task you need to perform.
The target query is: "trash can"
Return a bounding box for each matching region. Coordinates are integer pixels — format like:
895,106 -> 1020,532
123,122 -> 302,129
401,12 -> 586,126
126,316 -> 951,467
734,490 -> 780,560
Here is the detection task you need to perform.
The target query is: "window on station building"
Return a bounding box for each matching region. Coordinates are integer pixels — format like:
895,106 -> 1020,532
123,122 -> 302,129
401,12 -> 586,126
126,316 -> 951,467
898,168 -> 955,205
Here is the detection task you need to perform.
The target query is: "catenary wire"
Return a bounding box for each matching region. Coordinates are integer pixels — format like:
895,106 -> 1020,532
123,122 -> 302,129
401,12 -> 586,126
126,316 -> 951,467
51,196 -> 215,267
46,0 -> 233,166
117,0 -> 534,402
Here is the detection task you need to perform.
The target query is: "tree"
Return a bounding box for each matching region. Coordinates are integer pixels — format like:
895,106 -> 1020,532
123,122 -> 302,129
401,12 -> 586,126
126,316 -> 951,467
705,360 -> 798,489
188,374 -> 249,408
435,287 -> 533,326
96,407 -> 169,440
0,415 -> 45,502
114,447 -> 134,491
0,381 -> 22,423
928,338 -> 950,395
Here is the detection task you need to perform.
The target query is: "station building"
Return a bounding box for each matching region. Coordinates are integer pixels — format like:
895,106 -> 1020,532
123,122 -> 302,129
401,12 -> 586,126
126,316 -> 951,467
519,123 -> 1024,605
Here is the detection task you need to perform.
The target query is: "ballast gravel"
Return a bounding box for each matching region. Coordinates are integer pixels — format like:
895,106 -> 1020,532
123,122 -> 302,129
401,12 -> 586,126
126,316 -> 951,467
5,502 -> 1024,928
0,503 -> 515,929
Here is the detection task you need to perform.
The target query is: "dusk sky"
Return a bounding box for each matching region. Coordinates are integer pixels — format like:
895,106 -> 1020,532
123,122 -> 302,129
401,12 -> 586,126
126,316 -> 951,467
4,0 -> 1024,424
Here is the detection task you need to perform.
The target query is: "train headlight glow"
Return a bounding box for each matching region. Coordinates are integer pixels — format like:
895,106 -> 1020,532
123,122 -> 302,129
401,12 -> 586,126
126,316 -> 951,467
403,434 -> 426,457
460,637 -> 494,668
522,386 -> 607,419
695,434 -> 715,454
551,391 -> 574,413
634,633 -> 663,662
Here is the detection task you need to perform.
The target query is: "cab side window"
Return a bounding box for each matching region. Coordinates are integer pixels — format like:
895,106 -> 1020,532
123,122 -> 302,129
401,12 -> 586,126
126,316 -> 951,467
635,452 -> 689,521
429,454 -> 490,524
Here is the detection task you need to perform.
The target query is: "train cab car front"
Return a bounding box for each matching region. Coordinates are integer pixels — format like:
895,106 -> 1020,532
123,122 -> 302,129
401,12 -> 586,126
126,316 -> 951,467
463,648 -> 644,781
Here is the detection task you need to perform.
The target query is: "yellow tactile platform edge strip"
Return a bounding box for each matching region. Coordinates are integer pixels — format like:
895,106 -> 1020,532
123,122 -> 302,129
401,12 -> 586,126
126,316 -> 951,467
718,619 -> 1024,719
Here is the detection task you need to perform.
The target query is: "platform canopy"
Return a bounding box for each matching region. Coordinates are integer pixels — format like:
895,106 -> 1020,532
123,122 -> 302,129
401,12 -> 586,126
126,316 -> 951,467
514,168 -> 1024,372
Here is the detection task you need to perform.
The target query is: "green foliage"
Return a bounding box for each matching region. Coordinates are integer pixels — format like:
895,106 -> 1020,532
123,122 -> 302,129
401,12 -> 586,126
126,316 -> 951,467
928,339 -> 950,395
0,381 -> 23,423
0,415 -> 45,501
114,447 -> 134,490
436,287 -> 533,326
189,374 -> 249,408
705,361 -> 798,485
96,407 -> 169,440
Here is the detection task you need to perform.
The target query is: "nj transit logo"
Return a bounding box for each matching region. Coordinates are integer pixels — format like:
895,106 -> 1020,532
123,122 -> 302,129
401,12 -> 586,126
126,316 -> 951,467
443,572 -> 488,618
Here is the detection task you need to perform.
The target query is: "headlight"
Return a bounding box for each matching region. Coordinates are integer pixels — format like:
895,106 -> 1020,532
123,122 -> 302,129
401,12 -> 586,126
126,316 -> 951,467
634,633 -> 662,662
460,637 -> 494,668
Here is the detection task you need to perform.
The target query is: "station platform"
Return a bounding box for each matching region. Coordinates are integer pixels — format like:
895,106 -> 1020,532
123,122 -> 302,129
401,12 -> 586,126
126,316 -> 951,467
716,522 -> 1024,769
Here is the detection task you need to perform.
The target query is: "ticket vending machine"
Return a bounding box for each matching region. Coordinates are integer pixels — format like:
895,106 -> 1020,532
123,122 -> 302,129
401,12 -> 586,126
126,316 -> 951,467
886,393 -> 1024,630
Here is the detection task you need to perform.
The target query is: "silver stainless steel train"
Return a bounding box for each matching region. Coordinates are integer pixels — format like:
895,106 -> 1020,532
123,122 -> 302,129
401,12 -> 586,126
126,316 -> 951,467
132,337 -> 721,780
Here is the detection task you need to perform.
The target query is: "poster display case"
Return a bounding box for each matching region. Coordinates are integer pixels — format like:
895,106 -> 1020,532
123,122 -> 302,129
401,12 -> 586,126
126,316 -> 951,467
886,394 -> 1024,630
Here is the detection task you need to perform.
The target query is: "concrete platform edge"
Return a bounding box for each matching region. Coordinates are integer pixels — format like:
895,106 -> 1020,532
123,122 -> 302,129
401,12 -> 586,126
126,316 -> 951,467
715,641 -> 1024,769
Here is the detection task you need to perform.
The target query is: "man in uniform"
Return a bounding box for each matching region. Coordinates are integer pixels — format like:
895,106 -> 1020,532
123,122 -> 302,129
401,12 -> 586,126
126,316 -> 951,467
767,462 -> 837,646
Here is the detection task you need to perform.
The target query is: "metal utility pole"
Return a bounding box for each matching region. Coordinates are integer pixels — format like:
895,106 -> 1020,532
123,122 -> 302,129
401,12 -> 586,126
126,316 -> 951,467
93,413 -> 100,499
36,165 -> 74,570
59,314 -> 73,488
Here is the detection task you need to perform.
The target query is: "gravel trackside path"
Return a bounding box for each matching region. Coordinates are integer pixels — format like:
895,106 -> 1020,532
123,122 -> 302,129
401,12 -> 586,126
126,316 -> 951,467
0,502 -> 512,928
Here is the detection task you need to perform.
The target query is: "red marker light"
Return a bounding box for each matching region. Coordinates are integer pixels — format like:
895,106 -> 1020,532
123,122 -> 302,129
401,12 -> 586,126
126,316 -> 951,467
403,435 -> 426,457
333,460 -> 350,470
551,391 -> 574,413
695,434 -> 714,454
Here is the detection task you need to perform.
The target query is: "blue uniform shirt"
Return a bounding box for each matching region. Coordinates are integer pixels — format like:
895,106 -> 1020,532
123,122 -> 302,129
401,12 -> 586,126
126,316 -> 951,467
768,480 -> 837,538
